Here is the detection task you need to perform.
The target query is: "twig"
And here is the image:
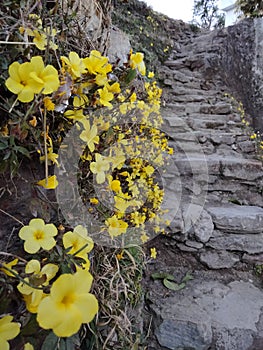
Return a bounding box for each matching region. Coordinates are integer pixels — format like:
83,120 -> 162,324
0,209 -> 24,226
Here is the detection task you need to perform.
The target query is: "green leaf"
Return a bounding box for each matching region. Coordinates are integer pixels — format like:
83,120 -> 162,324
16,146 -> 30,158
181,272 -> 193,283
125,68 -> 137,84
0,141 -> 8,150
163,279 -> 186,291
41,332 -> 59,350
151,272 -> 175,281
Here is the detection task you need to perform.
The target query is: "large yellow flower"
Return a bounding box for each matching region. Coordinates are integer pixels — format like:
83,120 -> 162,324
0,315 -> 20,350
63,225 -> 94,260
37,270 -> 98,337
19,218 -> 58,254
90,153 -> 110,184
5,56 -> 59,103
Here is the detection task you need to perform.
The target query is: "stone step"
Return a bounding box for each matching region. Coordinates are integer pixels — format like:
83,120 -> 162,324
207,205 -> 263,233
173,154 -> 263,181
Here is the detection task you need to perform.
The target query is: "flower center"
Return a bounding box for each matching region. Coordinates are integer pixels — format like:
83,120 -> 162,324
61,292 -> 75,307
34,230 -> 44,240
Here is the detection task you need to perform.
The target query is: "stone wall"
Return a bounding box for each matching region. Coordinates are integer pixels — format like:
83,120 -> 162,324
216,18 -> 263,132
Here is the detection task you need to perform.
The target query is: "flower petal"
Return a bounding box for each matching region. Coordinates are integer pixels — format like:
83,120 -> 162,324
75,294 -> 98,323
24,239 -> 40,254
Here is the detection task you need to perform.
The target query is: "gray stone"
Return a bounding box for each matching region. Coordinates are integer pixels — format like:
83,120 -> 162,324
207,205 -> 263,234
153,280 -> 263,350
221,157 -> 263,181
193,208 -> 214,243
207,232 -> 263,254
107,28 -> 131,63
199,103 -> 232,115
177,243 -> 198,252
214,328 -> 254,350
155,319 -> 212,350
185,240 -> 204,249
199,250 -> 240,269
241,253 -> 263,264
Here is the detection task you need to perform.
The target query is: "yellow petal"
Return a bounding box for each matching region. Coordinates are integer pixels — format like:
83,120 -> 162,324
37,175 -> 58,189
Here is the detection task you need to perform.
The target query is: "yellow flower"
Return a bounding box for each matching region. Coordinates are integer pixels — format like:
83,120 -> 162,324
0,315 -> 20,350
250,133 -> 257,140
61,51 -> 86,78
90,153 -> 110,184
29,116 -> 37,127
129,51 -> 146,75
5,56 -> 59,102
17,259 -> 58,313
83,50 -> 112,75
140,232 -> 149,243
32,29 -> 47,50
148,71 -> 155,78
150,247 -> 157,259
43,96 -> 55,111
37,175 -> 58,189
18,218 -> 58,254
107,82 -> 121,94
63,225 -> 94,260
39,148 -> 59,166
97,86 -> 114,108
37,270 -> 99,337
90,197 -> 99,205
106,215 -> 128,238
80,121 -> 99,152
0,259 -> 18,277
110,179 -> 121,193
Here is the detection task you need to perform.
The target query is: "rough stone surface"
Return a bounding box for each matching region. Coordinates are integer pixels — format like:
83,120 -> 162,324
207,205 -> 263,233
151,279 -> 263,350
207,231 -> 263,254
199,250 -> 240,269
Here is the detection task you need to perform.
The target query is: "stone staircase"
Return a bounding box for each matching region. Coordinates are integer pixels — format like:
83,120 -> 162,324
144,27 -> 263,350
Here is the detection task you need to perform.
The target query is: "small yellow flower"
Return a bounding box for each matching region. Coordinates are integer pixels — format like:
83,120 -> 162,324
39,148 -> 59,166
129,51 -> 146,76
83,50 -> 112,75
43,96 -> 55,111
61,51 -> 86,78
90,197 -> 99,205
97,86 -> 114,108
90,153 -> 110,184
63,225 -> 94,260
0,259 -> 18,277
17,259 -> 58,313
150,247 -> 157,259
37,270 -> 99,337
32,29 -> 47,50
140,232 -> 149,244
0,315 -> 20,350
18,218 -> 58,254
148,71 -> 155,78
80,121 -> 99,152
37,175 -> 58,189
106,215 -> 128,238
250,133 -> 257,140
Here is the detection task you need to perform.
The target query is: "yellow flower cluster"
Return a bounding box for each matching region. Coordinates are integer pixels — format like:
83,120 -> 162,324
1,219 -> 98,338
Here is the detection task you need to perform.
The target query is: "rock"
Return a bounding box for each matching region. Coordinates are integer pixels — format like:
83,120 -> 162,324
241,253 -> 263,264
207,232 -> 263,254
207,205 -> 263,234
185,240 -> 204,249
199,250 -> 240,269
200,103 -> 232,115
107,27 -> 131,64
152,280 -> 263,350
193,208 -> 214,243
221,157 -> 263,181
155,319 -> 212,350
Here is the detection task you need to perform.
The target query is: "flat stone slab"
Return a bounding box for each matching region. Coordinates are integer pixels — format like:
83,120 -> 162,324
207,231 -> 263,254
152,279 -> 263,350
199,250 -> 240,269
207,205 -> 263,233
